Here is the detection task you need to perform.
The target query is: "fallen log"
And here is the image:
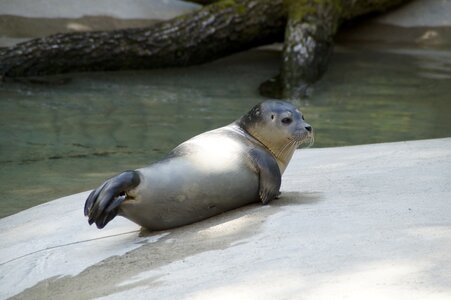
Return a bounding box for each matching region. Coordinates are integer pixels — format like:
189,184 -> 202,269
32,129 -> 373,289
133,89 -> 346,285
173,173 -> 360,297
0,0 -> 409,99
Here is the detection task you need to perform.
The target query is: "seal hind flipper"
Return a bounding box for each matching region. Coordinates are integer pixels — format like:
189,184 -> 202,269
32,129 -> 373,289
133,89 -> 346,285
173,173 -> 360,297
249,148 -> 281,205
84,170 -> 140,228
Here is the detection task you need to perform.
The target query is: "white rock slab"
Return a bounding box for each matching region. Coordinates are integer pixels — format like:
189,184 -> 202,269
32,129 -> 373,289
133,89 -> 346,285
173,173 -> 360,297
1,138 -> 450,299
0,0 -> 199,19
376,0 -> 451,27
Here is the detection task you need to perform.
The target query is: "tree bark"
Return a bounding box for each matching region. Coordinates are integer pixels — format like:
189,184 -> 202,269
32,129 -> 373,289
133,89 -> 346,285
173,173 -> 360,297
278,0 -> 410,99
279,0 -> 339,99
0,0 -> 286,78
0,0 -> 410,99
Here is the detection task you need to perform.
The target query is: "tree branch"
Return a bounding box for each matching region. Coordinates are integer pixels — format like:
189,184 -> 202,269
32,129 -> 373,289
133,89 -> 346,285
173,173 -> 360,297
274,0 -> 411,99
0,0 -> 286,78
0,0 -> 410,100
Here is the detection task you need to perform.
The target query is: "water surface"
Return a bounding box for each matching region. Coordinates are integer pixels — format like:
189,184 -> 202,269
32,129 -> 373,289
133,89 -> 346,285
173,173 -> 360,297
1,42 -> 450,218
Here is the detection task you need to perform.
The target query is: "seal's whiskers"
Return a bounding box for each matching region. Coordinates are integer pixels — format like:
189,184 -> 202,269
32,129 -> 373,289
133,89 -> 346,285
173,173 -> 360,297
276,139 -> 297,161
298,133 -> 314,149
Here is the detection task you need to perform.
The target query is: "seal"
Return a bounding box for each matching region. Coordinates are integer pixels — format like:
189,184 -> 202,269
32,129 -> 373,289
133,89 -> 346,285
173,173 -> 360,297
84,100 -> 313,230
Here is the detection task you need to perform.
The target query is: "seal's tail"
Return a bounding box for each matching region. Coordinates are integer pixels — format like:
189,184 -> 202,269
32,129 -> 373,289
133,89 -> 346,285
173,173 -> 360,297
84,170 -> 140,229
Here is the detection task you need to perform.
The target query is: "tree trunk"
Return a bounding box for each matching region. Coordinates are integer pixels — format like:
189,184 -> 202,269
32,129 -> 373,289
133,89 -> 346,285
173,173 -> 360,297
0,0 -> 286,78
0,0 -> 410,99
279,0 -> 339,99
278,0 -> 410,99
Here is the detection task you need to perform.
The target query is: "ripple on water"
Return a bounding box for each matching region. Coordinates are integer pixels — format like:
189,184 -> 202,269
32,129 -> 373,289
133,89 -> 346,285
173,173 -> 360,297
1,43 -> 451,218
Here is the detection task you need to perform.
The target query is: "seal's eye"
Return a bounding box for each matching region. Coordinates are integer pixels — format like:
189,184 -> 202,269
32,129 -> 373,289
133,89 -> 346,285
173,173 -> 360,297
281,117 -> 292,125
302,115 -> 305,120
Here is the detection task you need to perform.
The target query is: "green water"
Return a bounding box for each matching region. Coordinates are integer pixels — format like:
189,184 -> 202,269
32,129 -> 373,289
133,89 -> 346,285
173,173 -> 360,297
1,43 -> 451,218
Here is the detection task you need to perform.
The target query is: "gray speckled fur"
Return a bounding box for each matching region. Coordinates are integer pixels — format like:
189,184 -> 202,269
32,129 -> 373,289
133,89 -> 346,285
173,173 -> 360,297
84,100 -> 312,230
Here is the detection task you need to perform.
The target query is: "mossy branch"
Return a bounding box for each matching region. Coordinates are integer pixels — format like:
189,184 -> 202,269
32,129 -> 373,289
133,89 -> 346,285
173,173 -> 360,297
0,0 -> 410,99
277,0 -> 410,99
0,0 -> 286,78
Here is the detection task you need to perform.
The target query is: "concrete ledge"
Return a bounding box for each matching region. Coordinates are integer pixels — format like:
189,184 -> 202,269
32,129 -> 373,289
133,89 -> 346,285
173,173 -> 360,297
1,138 -> 450,299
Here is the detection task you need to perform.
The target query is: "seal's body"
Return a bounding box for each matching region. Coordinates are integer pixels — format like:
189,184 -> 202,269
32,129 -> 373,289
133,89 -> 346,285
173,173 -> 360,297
84,100 -> 313,230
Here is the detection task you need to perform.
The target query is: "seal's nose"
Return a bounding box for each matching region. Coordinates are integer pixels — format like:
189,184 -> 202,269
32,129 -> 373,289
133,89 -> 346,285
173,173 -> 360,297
305,125 -> 312,132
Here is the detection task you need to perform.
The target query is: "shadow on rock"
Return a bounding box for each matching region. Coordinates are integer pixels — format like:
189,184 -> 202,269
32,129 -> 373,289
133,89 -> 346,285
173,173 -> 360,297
272,191 -> 322,207
12,191 -> 322,299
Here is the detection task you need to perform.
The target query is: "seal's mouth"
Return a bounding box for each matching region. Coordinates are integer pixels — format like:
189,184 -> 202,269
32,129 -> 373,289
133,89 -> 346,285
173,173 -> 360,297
293,130 -> 314,149
274,131 -> 314,161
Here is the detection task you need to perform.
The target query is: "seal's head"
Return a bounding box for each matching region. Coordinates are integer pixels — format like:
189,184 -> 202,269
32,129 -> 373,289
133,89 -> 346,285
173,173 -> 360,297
239,100 -> 313,173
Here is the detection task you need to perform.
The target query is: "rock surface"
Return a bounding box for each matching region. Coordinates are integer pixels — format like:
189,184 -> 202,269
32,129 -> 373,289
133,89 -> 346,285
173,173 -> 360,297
0,0 -> 198,19
1,138 -> 450,299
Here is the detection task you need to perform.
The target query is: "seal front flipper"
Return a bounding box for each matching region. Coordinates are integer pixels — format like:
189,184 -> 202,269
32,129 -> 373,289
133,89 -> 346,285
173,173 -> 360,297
249,148 -> 281,205
84,170 -> 140,229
